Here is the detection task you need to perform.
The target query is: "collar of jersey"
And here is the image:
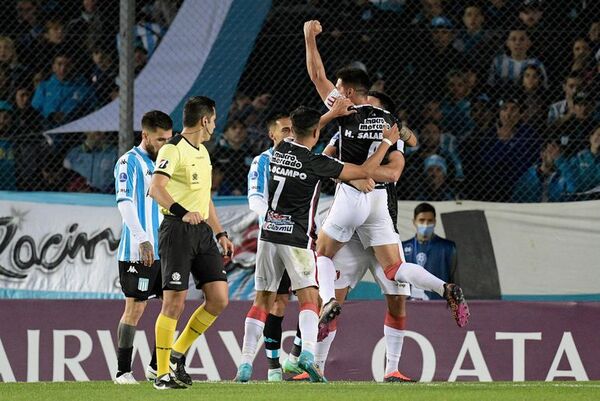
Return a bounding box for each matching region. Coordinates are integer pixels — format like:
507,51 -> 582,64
284,137 -> 309,150
133,146 -> 152,163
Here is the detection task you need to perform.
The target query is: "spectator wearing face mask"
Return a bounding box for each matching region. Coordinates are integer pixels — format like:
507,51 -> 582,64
401,202 -> 457,300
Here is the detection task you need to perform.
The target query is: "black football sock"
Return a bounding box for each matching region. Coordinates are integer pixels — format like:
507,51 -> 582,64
263,314 -> 284,369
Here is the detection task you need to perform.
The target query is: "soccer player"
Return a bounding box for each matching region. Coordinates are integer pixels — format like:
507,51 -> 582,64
113,110 -> 173,384
148,96 -> 235,390
303,20 -> 469,329
247,112 -> 294,381
235,106 -> 401,383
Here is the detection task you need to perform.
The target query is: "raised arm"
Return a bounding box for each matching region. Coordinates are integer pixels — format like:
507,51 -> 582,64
304,20 -> 335,101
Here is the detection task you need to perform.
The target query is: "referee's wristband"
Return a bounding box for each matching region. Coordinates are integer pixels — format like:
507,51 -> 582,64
382,138 -> 393,146
169,202 -> 189,218
216,231 -> 228,240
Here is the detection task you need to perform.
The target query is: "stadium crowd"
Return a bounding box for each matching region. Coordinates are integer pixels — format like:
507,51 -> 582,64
0,0 -> 599,203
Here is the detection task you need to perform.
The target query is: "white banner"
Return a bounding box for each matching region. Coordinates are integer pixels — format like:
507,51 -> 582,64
1,193 -> 599,299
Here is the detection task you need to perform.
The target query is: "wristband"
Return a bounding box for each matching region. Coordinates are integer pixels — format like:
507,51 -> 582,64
169,202 -> 188,218
216,231 -> 228,240
382,138 -> 393,146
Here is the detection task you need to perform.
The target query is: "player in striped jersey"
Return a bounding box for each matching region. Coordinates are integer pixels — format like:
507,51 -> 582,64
113,110 -> 173,384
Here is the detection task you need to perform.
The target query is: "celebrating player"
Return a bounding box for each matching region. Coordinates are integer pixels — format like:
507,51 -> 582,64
235,105 -> 401,383
113,110 -> 173,384
149,96 -> 235,390
303,20 -> 469,330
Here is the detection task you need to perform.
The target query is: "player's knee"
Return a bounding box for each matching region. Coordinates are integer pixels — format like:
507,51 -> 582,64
206,296 -> 228,315
271,297 -> 288,316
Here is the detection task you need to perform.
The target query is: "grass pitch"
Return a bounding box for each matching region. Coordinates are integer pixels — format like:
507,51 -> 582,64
2,381 -> 599,401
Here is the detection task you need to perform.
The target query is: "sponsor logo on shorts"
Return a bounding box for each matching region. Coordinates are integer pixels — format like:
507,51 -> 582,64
138,278 -> 149,292
169,272 -> 182,285
127,265 -> 138,274
262,211 -> 294,233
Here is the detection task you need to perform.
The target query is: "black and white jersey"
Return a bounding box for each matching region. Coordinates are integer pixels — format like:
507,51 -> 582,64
325,89 -> 400,166
261,138 -> 344,249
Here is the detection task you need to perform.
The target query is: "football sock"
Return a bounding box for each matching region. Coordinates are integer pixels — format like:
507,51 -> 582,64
117,322 -> 136,374
155,314 -> 177,377
241,305 -> 268,365
298,303 -> 319,355
263,314 -> 284,369
387,262 -> 445,296
384,313 -> 406,375
289,324 -> 302,361
315,323 -> 337,373
317,255 -> 337,303
150,347 -> 157,370
172,306 -> 217,358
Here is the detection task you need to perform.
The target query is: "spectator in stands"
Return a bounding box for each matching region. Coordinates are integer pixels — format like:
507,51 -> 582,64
11,85 -> 45,190
477,96 -> 539,201
0,101 -> 16,190
117,8 -> 166,59
517,0 -> 549,58
0,66 -> 11,101
556,90 -> 598,158
547,72 -> 582,126
416,16 -> 465,97
402,202 -> 456,300
454,4 -> 495,75
566,38 -> 596,83
518,64 -> 549,131
211,119 -> 254,195
588,20 -> 600,55
35,18 -> 68,72
570,126 -> 600,192
67,0 -> 107,53
488,28 -> 548,90
90,47 -> 116,103
134,46 -> 148,75
11,0 -> 43,62
411,0 -> 445,28
211,163 -> 234,197
417,154 -> 455,201
440,70 -> 474,143
63,131 -> 117,193
0,36 -> 29,94
513,139 -> 576,202
31,53 -> 97,126
462,93 -> 495,189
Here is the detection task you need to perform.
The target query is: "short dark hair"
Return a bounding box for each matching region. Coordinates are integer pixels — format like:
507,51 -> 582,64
224,118 -> 245,132
141,110 -> 172,132
290,106 -> 321,138
565,71 -> 582,83
266,112 -> 289,131
183,96 -> 215,128
368,91 -> 396,112
414,202 -> 436,219
335,67 -> 371,93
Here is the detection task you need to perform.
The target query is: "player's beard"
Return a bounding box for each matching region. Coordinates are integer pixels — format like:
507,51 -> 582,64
146,142 -> 158,161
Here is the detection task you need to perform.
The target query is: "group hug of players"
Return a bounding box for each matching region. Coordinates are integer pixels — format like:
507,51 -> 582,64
112,20 -> 469,389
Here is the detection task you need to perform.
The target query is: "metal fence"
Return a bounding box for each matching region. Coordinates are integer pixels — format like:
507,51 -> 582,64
1,0 -> 599,203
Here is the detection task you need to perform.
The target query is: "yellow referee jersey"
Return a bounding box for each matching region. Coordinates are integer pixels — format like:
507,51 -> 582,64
154,134 -> 212,218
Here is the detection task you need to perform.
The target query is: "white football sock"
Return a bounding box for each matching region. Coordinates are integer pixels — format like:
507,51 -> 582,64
384,325 -> 405,375
298,309 -> 319,355
241,317 -> 265,365
395,262 -> 445,296
317,256 -> 337,303
315,329 -> 337,373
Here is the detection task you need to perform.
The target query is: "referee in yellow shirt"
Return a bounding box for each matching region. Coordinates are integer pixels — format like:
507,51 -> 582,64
149,96 -> 234,390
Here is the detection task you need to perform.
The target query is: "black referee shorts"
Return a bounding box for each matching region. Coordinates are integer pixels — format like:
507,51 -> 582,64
159,216 -> 227,291
118,260 -> 162,301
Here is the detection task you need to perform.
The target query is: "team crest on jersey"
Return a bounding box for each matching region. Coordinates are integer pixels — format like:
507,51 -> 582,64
262,211 -> 294,233
416,252 -> 427,266
404,245 -> 412,255
158,159 -> 169,169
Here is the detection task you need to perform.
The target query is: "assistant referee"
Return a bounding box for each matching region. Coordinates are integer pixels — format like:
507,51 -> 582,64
148,96 -> 234,390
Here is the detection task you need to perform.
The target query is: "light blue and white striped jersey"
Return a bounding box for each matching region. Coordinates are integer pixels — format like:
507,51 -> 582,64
114,146 -> 162,262
247,148 -> 273,225
547,100 -> 568,125
487,54 -> 548,88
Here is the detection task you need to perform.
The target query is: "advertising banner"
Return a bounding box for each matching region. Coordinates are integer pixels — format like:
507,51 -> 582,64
0,300 -> 598,382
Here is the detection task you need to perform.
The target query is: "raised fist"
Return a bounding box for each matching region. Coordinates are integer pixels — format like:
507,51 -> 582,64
303,20 -> 322,38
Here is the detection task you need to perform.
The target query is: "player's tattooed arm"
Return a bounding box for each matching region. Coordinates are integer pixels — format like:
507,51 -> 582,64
369,151 -> 405,183
304,20 -> 335,101
139,241 -> 154,267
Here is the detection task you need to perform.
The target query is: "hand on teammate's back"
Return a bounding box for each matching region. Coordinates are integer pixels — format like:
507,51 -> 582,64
330,97 -> 356,117
182,211 -> 204,225
303,20 -> 322,38
350,178 -> 376,193
383,123 -> 399,144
